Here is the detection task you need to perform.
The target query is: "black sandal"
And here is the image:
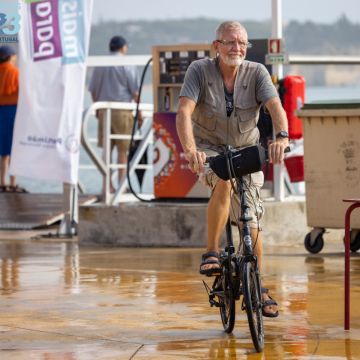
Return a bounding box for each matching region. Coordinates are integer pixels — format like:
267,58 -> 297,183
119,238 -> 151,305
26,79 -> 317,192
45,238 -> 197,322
199,251 -> 221,276
261,287 -> 279,318
9,185 -> 28,193
0,185 -> 11,193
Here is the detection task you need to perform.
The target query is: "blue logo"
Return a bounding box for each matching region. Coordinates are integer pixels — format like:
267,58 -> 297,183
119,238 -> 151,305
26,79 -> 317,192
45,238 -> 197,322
0,1 -> 20,43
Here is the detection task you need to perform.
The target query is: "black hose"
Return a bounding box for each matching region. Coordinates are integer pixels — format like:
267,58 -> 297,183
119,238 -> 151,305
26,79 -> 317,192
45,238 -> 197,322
126,57 -> 153,202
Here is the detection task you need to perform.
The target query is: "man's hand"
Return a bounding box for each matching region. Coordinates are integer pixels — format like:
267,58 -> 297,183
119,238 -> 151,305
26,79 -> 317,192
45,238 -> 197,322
268,138 -> 289,164
185,150 -> 207,173
137,110 -> 144,128
264,97 -> 290,164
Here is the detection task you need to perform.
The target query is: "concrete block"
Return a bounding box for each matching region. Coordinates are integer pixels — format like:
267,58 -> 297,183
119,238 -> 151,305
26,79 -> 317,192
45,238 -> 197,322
79,197 -> 311,247
262,197 -> 309,246
79,202 -> 208,247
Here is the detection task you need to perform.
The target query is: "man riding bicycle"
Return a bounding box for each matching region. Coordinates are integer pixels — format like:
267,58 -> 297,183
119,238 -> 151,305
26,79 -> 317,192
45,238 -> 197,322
176,21 -> 289,318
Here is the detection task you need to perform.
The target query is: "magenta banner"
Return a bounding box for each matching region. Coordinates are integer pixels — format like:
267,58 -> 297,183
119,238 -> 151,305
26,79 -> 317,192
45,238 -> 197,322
30,0 -> 62,61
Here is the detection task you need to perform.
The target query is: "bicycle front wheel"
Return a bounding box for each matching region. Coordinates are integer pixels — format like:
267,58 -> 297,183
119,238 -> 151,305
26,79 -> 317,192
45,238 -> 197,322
216,267 -> 235,333
242,260 -> 264,352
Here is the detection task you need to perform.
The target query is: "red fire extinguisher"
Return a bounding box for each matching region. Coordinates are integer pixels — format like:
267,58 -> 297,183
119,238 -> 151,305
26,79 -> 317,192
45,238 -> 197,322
279,75 -> 305,139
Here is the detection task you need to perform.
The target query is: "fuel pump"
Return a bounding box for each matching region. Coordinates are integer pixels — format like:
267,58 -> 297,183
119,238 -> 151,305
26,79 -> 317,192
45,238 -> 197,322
152,44 -> 213,199
150,40 -> 279,199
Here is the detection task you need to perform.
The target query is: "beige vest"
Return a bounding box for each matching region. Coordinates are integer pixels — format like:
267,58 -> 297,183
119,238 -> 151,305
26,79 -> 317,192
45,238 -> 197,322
193,58 -> 261,149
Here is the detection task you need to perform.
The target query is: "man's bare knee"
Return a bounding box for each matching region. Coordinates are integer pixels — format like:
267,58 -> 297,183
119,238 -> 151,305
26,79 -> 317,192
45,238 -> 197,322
210,180 -> 231,205
213,179 -> 231,194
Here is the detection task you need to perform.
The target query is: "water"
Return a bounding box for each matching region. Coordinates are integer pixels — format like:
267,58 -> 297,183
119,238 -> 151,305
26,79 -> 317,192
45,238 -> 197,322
16,84 -> 360,194
305,85 -> 360,103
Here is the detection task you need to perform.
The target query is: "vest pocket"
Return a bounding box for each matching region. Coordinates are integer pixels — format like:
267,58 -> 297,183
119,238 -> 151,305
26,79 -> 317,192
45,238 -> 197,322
195,108 -> 217,132
236,107 -> 257,133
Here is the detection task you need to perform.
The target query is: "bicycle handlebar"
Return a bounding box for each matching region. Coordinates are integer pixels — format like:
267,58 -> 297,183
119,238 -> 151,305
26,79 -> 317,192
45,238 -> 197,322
205,145 -> 290,164
205,145 -> 291,181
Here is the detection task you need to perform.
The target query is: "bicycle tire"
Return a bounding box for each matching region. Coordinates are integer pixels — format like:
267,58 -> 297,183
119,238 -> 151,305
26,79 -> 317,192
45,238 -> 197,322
216,266 -> 236,333
242,260 -> 264,352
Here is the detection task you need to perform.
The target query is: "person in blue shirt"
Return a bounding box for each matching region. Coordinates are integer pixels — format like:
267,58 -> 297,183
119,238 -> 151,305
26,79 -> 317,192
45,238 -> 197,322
89,36 -> 141,192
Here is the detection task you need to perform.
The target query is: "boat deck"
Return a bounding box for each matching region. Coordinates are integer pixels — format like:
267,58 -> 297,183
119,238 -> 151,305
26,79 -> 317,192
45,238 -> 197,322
0,193 -> 98,230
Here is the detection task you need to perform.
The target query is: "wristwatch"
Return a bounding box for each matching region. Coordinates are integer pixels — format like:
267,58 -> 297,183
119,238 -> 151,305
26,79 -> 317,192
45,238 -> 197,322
276,131 -> 289,139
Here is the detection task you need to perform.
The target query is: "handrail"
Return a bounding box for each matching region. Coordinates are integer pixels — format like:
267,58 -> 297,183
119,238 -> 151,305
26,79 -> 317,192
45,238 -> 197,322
86,54 -> 360,67
87,55 -> 152,67
111,124 -> 153,205
81,101 -> 154,204
289,55 -> 360,65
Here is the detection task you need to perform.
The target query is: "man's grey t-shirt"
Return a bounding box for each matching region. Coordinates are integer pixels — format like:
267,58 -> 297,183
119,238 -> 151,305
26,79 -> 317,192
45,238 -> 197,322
179,59 -> 278,114
88,53 -> 139,102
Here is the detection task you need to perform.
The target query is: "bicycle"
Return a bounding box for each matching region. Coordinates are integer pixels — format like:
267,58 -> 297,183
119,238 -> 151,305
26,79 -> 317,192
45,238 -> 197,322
202,144 -> 287,353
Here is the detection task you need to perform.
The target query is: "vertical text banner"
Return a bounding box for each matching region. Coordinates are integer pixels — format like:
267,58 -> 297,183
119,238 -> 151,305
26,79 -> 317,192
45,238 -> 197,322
10,0 -> 93,184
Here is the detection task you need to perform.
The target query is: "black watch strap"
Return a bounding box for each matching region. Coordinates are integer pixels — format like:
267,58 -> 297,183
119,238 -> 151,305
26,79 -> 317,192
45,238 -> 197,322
276,131 -> 289,139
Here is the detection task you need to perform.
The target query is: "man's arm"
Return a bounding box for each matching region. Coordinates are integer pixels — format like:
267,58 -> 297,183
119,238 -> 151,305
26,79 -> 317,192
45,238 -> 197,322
176,97 -> 206,173
265,96 -> 289,164
88,68 -> 99,102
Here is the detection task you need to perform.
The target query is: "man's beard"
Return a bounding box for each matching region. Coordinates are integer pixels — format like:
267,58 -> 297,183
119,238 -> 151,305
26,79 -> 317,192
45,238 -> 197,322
222,55 -> 244,67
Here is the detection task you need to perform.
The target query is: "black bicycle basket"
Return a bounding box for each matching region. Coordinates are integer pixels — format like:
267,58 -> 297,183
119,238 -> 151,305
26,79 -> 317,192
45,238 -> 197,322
208,144 -> 266,181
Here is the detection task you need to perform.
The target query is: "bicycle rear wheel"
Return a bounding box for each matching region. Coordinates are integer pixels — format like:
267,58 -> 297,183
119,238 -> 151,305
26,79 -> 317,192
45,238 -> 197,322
215,266 -> 235,333
242,260 -> 264,352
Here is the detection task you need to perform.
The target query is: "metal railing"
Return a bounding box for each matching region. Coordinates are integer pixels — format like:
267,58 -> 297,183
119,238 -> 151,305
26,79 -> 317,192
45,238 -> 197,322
288,55 -> 360,65
81,101 -> 154,205
87,54 -> 360,67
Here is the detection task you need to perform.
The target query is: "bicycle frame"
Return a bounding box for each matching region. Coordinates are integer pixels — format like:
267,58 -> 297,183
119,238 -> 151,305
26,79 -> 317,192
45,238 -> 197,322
204,147 -> 265,352
205,176 -> 260,298
216,175 -> 261,294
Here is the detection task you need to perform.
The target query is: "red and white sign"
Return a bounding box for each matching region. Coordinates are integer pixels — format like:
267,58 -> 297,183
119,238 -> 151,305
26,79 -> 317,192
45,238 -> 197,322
268,39 -> 281,54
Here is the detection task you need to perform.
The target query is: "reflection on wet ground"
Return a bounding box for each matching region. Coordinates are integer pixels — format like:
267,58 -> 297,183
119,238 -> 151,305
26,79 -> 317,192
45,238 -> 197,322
0,236 -> 359,359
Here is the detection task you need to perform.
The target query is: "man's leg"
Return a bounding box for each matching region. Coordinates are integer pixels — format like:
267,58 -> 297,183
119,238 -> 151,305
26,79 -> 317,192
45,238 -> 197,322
111,109 -> 133,189
0,155 -> 9,186
201,180 -> 231,272
250,228 -> 278,316
118,150 -> 127,184
101,146 -> 116,194
9,175 -> 16,187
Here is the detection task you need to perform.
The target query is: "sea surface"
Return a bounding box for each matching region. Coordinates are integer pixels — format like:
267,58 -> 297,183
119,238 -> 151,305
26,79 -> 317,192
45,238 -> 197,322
16,84 -> 360,194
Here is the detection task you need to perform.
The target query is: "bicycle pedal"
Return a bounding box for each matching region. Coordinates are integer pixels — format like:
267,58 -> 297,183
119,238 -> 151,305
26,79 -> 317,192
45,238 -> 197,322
209,299 -> 220,308
206,271 -> 221,277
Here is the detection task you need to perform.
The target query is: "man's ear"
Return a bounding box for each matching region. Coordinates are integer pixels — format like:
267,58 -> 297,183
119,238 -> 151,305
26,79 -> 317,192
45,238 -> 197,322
212,40 -> 219,54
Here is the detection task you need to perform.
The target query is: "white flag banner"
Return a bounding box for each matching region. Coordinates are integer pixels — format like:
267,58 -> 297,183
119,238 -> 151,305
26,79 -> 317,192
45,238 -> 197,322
10,0 -> 93,184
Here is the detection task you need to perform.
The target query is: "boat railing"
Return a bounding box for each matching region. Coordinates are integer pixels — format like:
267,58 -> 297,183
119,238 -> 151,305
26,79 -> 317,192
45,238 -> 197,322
81,101 -> 154,205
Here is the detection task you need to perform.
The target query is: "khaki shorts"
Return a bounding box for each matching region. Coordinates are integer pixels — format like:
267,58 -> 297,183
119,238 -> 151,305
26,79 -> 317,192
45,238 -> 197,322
97,109 -> 134,152
199,148 -> 265,229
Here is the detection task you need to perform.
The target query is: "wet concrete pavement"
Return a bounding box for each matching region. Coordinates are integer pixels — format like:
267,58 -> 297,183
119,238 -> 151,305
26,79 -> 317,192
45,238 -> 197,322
0,231 -> 360,359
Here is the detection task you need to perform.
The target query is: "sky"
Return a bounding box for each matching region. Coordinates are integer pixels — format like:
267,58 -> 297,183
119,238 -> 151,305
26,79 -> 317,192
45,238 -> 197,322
92,0 -> 360,24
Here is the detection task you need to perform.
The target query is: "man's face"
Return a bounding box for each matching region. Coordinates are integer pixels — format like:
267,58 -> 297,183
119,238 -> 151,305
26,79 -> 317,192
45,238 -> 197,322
10,54 -> 17,64
120,44 -> 128,54
214,27 -> 248,67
